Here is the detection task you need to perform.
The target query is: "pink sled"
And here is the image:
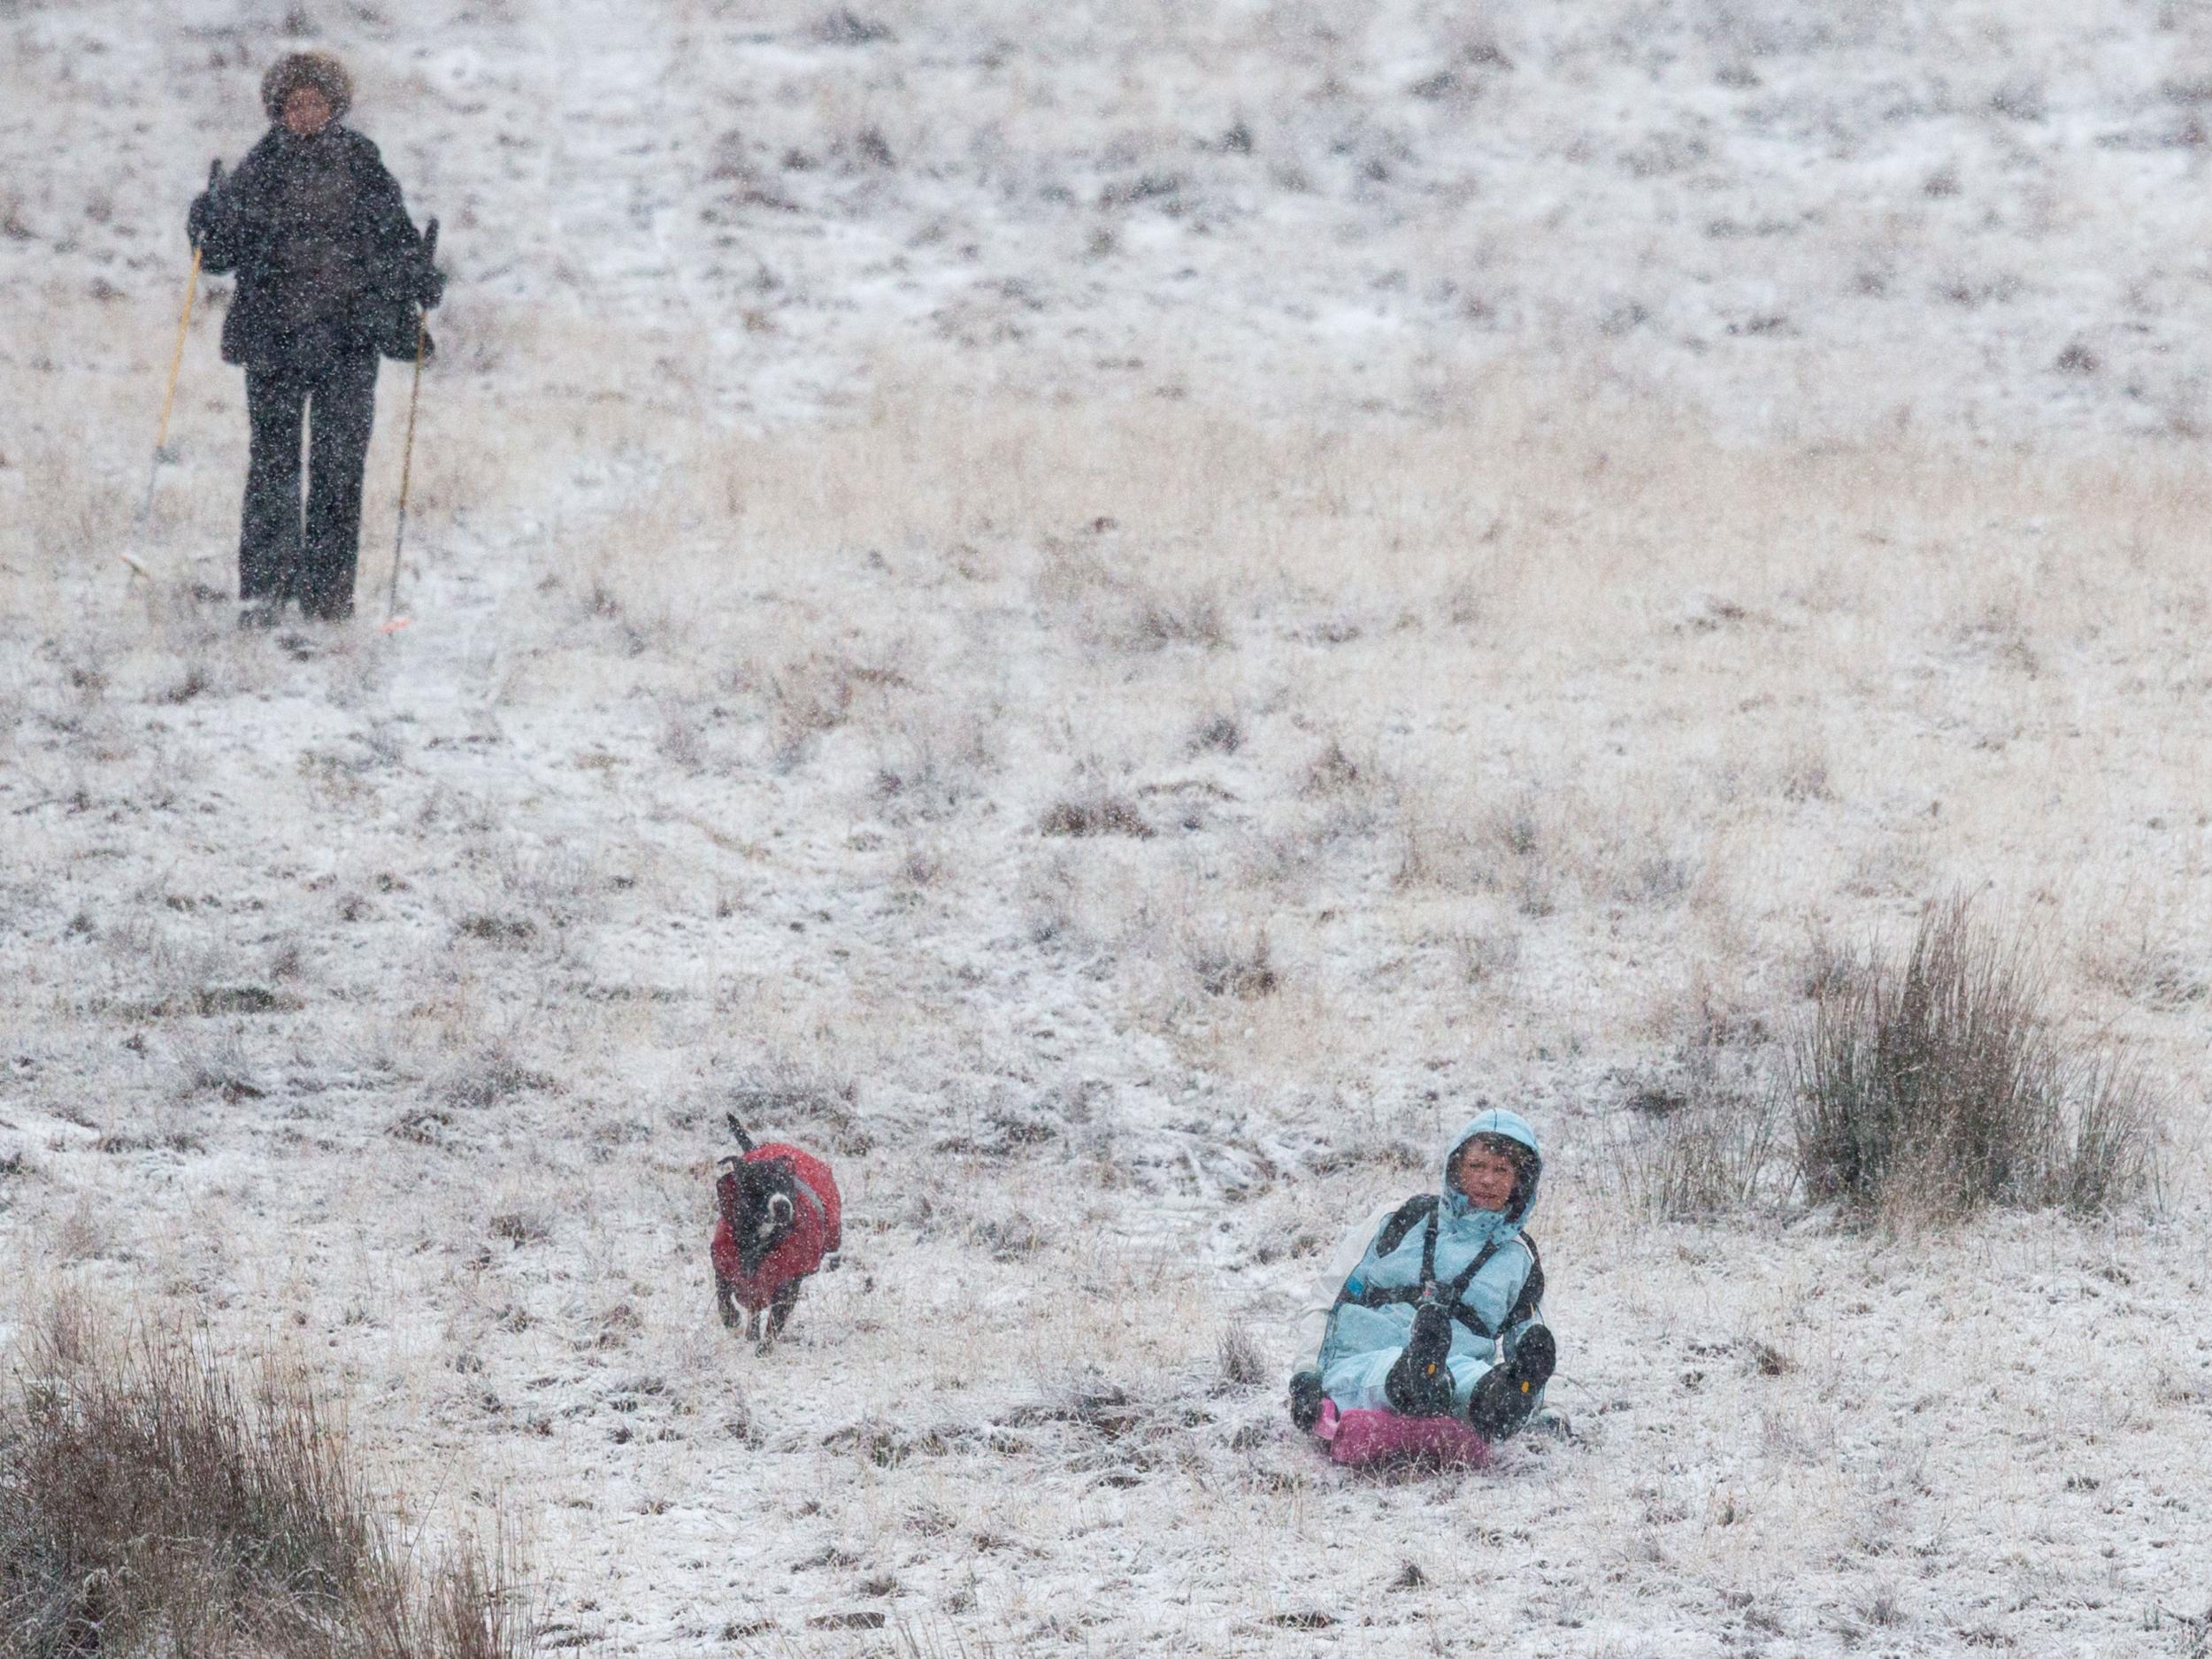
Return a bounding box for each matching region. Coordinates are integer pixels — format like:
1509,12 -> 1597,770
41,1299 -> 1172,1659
1312,1398 -> 1491,1469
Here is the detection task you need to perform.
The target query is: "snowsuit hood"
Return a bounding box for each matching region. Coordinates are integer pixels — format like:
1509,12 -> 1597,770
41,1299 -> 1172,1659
1440,1108 -> 1542,1234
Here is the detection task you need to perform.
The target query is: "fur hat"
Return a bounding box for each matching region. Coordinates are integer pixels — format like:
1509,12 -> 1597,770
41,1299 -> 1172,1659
261,51 -> 354,122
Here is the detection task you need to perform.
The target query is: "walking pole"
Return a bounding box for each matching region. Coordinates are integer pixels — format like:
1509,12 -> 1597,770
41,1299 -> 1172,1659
136,158 -> 222,537
386,217 -> 436,625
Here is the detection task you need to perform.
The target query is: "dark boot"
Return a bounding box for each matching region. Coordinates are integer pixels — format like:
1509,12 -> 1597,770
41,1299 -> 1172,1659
1468,1325 -> 1555,1440
1287,1369 -> 1324,1432
1383,1301 -> 1457,1417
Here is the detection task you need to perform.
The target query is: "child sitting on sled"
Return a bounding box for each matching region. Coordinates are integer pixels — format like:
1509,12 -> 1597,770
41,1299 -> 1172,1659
1290,1109 -> 1555,1443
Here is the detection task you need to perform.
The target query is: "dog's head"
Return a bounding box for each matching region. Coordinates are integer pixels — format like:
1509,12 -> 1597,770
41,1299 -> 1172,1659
717,1153 -> 801,1276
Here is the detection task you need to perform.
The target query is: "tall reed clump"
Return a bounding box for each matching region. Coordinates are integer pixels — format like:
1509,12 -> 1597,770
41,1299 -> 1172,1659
0,1309 -> 534,1659
1794,896 -> 2161,1218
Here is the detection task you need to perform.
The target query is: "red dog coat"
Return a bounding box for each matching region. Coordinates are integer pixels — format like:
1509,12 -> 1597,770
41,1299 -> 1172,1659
710,1142 -> 842,1312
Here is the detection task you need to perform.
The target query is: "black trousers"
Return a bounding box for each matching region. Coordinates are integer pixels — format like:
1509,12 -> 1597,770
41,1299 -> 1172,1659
241,348 -> 379,620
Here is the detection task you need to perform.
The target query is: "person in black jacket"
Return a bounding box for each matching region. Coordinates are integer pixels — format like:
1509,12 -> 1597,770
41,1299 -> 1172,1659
188,53 -> 442,624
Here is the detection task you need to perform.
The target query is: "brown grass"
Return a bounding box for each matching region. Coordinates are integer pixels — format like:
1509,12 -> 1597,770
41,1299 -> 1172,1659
1793,896 -> 2162,1218
1039,792 -> 1154,840
0,1306 -> 535,1659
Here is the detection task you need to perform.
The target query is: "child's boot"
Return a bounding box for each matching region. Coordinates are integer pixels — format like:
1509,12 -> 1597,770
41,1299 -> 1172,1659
1467,1325 -> 1555,1440
1384,1298 -> 1457,1417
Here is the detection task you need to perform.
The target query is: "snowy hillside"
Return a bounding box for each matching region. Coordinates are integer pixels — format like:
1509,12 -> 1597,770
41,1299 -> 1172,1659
4,2 -> 2212,1655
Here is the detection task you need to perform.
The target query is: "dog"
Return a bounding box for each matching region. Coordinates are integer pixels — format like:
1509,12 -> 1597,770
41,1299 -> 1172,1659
710,1113 -> 841,1350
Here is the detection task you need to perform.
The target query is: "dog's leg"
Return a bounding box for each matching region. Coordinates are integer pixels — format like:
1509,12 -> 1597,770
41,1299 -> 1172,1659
715,1275 -> 741,1333
758,1282 -> 800,1354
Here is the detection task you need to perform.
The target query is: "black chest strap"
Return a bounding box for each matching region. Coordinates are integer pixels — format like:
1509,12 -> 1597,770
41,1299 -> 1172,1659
1342,1207 -> 1520,1341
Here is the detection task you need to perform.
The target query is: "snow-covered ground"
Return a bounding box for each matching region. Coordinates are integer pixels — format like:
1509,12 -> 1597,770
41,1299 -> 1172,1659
5,2 -> 2212,1655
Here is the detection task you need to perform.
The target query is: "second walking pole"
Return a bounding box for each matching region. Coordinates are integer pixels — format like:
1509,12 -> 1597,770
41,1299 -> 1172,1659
140,158 -> 222,531
387,216 -> 437,625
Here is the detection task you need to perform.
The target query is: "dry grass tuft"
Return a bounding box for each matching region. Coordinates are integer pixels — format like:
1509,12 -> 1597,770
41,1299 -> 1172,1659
0,1309 -> 534,1659
1794,896 -> 2162,1218
1216,1324 -> 1266,1389
1187,710 -> 1243,754
1297,740 -> 1366,798
727,1059 -> 874,1156
1039,792 -> 1153,840
1189,928 -> 1279,1000
1608,997 -> 1786,1221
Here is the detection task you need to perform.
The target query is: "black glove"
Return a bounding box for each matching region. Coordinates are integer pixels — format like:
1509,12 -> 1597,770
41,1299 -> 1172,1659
413,264 -> 445,309
187,193 -> 213,248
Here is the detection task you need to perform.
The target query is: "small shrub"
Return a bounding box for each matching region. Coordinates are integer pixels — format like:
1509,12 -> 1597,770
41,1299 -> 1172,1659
441,1044 -> 555,1110
1188,710 -> 1243,754
1039,792 -> 1153,839
1486,793 -> 1543,860
1299,740 -> 1364,797
1779,744 -> 1832,802
157,663 -> 214,705
1190,929 -> 1279,999
1793,896 -> 2161,1217
1987,79 -> 2047,121
1118,585 -> 1225,650
767,664 -> 853,769
489,1208 -> 552,1248
2055,341 -> 2101,376
2086,933 -> 2209,1010
1217,1324 -> 1265,1388
812,6 -> 894,44
841,126 -> 895,171
657,709 -> 705,771
179,1031 -> 266,1102
970,1209 -> 1047,1262
872,719 -> 993,824
1098,172 -> 1189,210
0,1312 -> 534,1659
1450,922 -> 1521,985
898,841 -> 945,887
1020,861 -> 1079,946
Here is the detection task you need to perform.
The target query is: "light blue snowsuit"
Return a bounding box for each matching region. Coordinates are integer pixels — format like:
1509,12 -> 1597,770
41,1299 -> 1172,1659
1314,1110 -> 1546,1415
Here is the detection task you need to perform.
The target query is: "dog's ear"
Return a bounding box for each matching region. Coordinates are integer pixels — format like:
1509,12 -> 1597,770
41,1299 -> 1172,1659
726,1113 -> 756,1153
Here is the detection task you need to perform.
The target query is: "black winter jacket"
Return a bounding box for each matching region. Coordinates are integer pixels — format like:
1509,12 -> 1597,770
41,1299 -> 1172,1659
188,125 -> 436,370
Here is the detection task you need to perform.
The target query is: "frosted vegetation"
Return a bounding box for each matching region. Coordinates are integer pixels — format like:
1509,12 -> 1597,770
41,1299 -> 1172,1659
4,1 -> 2211,1655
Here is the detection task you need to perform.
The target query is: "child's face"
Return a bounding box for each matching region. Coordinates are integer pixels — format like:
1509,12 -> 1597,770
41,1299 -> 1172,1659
1455,1144 -> 1519,1212
282,87 -> 334,136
